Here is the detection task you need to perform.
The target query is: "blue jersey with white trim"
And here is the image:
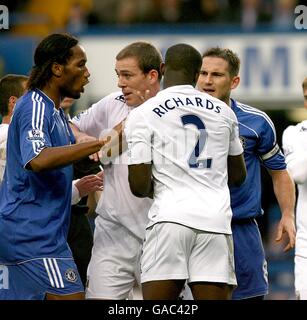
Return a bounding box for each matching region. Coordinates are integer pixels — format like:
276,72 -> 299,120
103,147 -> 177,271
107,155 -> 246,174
0,89 -> 75,264
230,99 -> 286,219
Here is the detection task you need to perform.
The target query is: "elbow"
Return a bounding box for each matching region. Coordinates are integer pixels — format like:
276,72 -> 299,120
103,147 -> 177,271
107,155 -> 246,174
131,189 -> 149,198
26,160 -> 44,172
232,173 -> 246,187
129,184 -> 150,198
128,179 -> 152,198
229,169 -> 247,187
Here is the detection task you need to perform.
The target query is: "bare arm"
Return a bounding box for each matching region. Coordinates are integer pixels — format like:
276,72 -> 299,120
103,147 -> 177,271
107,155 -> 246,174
27,140 -> 104,172
100,120 -> 127,161
227,153 -> 247,187
128,163 -> 153,198
70,122 -> 96,144
269,169 -> 296,252
69,121 -> 126,162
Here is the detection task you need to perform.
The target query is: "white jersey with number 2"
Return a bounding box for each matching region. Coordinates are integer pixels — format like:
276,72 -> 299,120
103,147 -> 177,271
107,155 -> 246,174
125,85 -> 243,234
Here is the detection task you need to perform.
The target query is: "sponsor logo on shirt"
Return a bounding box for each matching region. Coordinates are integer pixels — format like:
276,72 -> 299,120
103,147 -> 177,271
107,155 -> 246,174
115,95 -> 125,103
75,110 -> 88,120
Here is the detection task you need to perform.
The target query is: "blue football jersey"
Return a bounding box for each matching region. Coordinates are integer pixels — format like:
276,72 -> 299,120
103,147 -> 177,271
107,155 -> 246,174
0,89 -> 75,264
230,99 -> 286,220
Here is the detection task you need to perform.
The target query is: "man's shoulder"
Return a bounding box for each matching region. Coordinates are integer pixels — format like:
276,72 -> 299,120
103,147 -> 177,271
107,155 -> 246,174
297,120 -> 307,131
99,91 -> 126,104
234,101 -> 266,117
234,100 -> 274,127
16,90 -> 53,110
284,120 -> 307,136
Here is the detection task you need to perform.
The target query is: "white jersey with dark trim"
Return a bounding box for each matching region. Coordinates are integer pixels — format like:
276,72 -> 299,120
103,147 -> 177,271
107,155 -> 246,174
71,92 -> 152,240
125,85 -> 243,234
283,120 -> 307,258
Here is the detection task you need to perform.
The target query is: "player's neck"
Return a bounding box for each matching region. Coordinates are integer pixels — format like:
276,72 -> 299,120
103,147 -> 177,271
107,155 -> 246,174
40,84 -> 61,109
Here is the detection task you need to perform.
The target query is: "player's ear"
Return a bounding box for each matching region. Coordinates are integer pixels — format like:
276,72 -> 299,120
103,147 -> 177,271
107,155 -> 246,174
8,96 -> 17,114
51,62 -> 64,77
148,69 -> 159,84
231,76 -> 240,90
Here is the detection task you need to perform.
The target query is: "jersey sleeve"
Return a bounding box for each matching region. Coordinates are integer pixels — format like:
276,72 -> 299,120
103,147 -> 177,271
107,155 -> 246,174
19,101 -> 52,168
124,108 -> 152,165
257,114 -> 286,170
282,125 -> 307,184
228,110 -> 244,156
71,97 -> 108,138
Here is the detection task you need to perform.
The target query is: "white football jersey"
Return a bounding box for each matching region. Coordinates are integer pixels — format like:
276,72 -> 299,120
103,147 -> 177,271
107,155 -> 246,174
71,92 -> 152,240
0,123 -> 9,183
282,120 -> 307,258
125,85 -> 243,234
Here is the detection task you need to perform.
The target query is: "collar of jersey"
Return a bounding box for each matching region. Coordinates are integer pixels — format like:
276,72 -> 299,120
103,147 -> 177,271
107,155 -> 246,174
160,84 -> 194,94
34,88 -> 56,109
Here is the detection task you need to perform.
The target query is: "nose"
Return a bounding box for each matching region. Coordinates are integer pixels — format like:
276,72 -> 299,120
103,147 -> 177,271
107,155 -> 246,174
85,66 -> 90,79
117,75 -> 126,89
205,74 -> 213,84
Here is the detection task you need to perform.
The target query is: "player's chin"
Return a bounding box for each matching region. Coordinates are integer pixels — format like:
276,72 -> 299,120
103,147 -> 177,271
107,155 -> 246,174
125,96 -> 137,107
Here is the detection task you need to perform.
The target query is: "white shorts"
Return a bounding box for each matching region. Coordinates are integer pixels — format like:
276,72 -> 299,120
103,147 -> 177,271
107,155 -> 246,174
140,222 -> 237,286
86,216 -> 143,300
295,255 -> 307,299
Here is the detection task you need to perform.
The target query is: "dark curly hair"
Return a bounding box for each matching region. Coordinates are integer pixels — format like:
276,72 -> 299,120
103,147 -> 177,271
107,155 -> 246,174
27,33 -> 79,90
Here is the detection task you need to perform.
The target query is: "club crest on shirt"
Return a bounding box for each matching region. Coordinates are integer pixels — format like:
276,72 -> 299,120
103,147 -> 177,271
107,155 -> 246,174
65,268 -> 78,283
239,136 -> 246,149
300,126 -> 307,132
27,129 -> 45,142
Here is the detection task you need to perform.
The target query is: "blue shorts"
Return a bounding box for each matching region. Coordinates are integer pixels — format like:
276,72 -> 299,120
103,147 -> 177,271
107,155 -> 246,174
231,218 -> 268,300
0,258 -> 84,300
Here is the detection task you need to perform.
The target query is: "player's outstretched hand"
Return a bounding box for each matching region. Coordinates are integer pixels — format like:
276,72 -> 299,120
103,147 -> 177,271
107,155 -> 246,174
275,214 -> 296,252
75,173 -> 104,199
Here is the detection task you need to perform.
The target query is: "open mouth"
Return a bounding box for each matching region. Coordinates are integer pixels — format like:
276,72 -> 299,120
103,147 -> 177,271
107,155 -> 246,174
123,93 -> 132,99
204,89 -> 215,93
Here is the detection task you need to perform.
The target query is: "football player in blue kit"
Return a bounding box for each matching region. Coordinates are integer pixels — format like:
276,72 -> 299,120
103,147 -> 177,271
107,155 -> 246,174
197,47 -> 296,300
0,33 -> 106,300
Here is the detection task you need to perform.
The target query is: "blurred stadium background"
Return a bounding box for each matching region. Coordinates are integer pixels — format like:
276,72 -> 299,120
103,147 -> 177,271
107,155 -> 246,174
1,0 -> 307,299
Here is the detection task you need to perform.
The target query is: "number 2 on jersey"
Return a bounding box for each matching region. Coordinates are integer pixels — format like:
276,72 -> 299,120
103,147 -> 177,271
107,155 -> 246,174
181,114 -> 212,169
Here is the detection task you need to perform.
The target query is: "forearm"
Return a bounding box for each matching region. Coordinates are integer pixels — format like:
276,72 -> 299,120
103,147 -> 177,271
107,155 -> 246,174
100,121 -> 127,162
28,140 -> 104,172
69,122 -> 93,143
270,169 -> 295,218
128,163 -> 153,198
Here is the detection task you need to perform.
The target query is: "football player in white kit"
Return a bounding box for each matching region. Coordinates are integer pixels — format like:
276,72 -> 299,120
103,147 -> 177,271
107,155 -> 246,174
70,42 -> 162,299
125,44 -> 247,299
282,77 -> 307,300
